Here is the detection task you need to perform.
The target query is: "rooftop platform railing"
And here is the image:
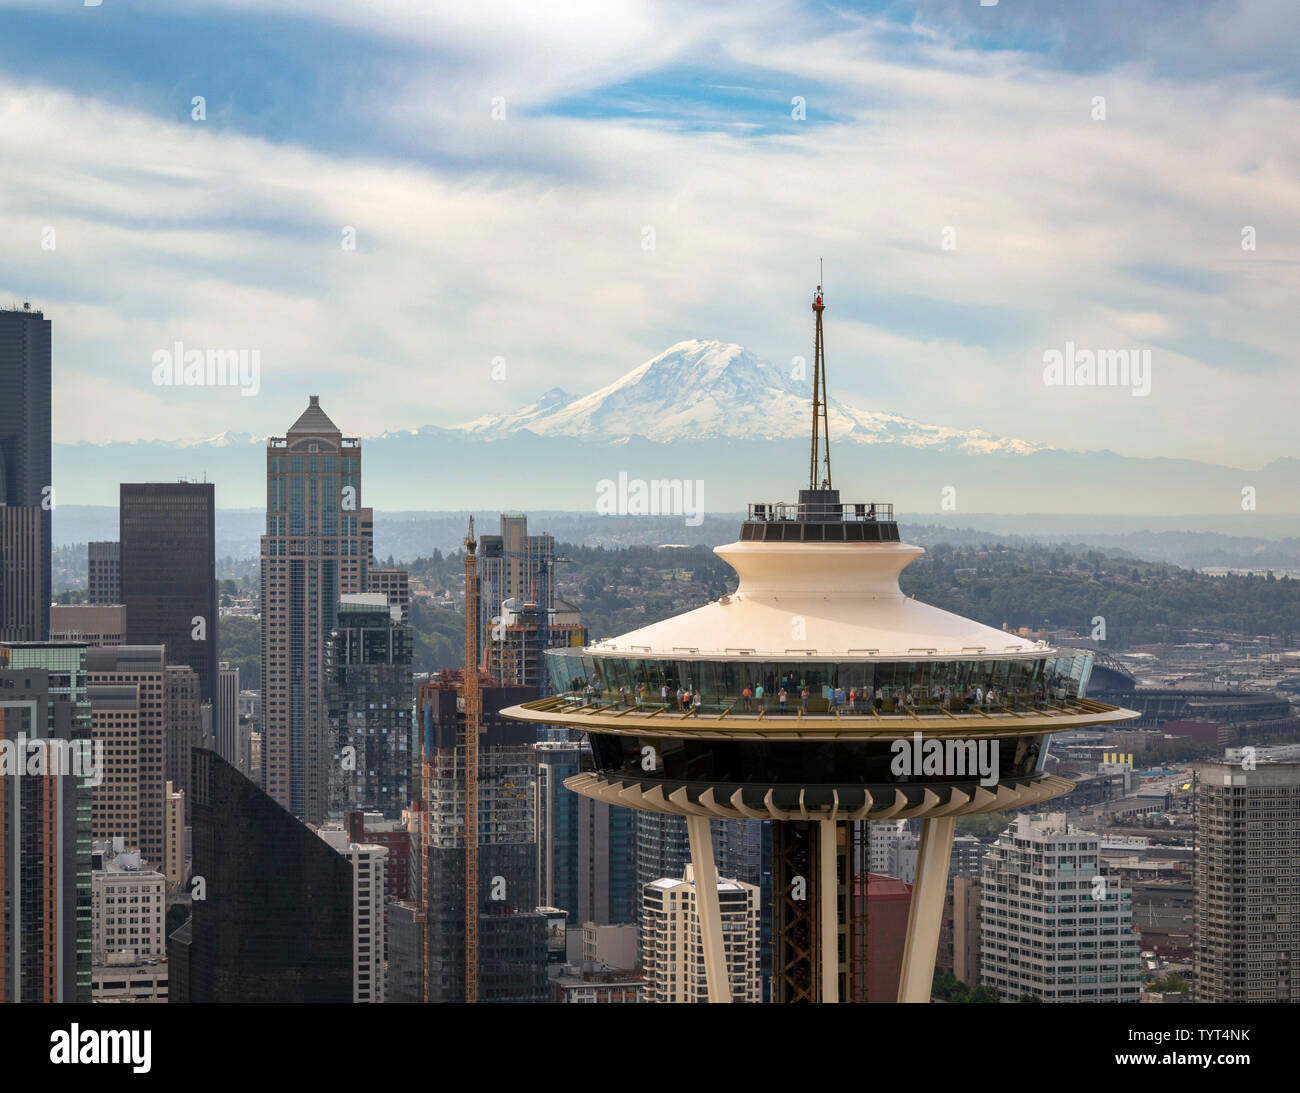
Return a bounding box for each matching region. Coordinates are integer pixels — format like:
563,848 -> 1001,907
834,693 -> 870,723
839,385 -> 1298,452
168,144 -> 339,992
747,501 -> 894,523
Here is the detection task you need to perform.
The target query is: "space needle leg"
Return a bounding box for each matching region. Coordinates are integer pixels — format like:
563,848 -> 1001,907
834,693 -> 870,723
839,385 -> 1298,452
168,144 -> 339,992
896,816 -> 956,1003
686,815 -> 732,1003
819,819 -> 840,1003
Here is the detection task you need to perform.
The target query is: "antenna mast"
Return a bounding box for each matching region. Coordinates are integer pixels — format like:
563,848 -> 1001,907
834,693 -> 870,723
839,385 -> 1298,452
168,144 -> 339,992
809,264 -> 832,491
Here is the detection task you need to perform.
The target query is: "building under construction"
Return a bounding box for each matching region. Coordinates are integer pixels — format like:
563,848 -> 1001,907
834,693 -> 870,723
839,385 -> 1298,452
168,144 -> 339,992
417,672 -> 549,1003
491,596 -> 586,693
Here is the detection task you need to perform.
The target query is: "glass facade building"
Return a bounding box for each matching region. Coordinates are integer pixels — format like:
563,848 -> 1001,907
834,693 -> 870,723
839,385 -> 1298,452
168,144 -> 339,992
327,595 -> 413,818
0,642 -> 93,1002
261,396 -> 366,823
171,748 -> 354,1002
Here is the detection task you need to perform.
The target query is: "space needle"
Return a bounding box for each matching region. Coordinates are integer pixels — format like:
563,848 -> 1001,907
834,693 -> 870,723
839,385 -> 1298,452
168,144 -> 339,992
502,279 -> 1138,1002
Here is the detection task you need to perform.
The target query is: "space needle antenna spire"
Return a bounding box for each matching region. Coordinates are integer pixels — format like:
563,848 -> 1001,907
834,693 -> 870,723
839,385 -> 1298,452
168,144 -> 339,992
809,261 -> 832,491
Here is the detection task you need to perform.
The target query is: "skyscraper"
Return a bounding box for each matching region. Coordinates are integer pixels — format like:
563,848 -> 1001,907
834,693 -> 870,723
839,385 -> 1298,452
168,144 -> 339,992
327,594 -> 413,818
0,304 -> 52,642
0,506 -> 42,641
1195,756 -> 1300,1002
119,482 -> 218,715
261,396 -> 366,822
314,824 -> 388,1003
86,645 -> 168,867
0,642 -> 93,1002
217,661 -> 239,767
171,749 -> 353,1003
980,813 -> 1142,1002
87,541 -> 121,605
164,664 -> 203,825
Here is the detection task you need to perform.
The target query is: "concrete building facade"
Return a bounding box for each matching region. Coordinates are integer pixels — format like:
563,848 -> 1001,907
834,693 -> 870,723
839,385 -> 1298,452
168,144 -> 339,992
980,813 -> 1143,1003
1195,758 -> 1300,1002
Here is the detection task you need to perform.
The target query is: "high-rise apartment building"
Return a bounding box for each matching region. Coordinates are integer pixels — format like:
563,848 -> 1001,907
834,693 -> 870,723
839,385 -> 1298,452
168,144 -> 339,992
86,645 -> 167,868
170,749 -> 354,1003
119,482 -> 218,715
642,865 -> 761,1003
1195,757 -> 1300,1002
327,594 -> 413,818
0,305 -> 52,642
261,396 -> 366,822
0,642 -> 93,1002
315,824 -> 388,1003
87,541 -> 121,605
980,813 -> 1143,1002
419,676 -> 549,1003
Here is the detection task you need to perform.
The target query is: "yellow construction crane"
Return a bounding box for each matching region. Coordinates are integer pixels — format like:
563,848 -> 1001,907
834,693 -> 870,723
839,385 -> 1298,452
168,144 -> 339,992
463,516 -> 481,1003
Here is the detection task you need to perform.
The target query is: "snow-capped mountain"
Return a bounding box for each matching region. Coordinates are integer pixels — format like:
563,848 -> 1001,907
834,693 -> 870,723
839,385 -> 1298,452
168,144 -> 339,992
452,339 -> 1043,455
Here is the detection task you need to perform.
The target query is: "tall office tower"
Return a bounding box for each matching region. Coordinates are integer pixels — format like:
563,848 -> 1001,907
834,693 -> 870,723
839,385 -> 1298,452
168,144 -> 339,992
91,842 -> 167,961
163,781 -> 185,891
87,541 -> 121,604
980,813 -> 1143,1002
86,645 -> 167,867
642,866 -> 761,1003
315,824 -> 388,1003
327,594 -> 413,818
537,741 -> 638,925
419,676 -> 549,1003
216,662 -> 238,766
537,742 -> 581,918
579,795 -> 638,926
1195,757 -> 1300,1002
0,506 -> 42,641
120,482 -> 218,717
261,396 -> 366,823
0,304 -> 52,642
49,604 -> 126,646
0,642 -> 92,1002
368,567 -> 410,624
164,664 -> 202,825
170,749 -> 354,1003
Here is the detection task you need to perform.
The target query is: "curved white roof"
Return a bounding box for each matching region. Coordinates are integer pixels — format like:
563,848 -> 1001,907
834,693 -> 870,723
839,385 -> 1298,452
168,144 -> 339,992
589,538 -> 1049,661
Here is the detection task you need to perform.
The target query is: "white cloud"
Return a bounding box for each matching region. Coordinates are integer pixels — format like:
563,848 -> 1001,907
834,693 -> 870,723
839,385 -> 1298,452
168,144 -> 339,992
0,3 -> 1295,472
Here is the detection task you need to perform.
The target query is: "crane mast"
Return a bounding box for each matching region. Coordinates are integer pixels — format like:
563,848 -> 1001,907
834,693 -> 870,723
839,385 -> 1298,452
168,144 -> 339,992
464,517 -> 481,1002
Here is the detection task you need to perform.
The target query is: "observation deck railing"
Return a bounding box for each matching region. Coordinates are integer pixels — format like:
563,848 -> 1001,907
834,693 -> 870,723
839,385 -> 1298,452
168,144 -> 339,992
746,501 -> 894,523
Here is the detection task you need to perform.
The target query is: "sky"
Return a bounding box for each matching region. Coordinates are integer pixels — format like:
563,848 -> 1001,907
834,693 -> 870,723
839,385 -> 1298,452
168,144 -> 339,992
1,0 -> 1296,469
